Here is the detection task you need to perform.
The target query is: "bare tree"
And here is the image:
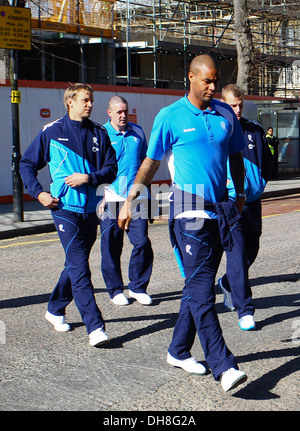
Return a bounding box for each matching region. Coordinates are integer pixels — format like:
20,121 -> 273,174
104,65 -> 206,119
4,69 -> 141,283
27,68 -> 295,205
233,0 -> 256,94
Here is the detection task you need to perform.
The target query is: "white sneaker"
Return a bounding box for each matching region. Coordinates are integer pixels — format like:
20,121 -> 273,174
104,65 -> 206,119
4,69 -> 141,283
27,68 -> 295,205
239,315 -> 256,331
45,311 -> 71,332
128,290 -> 152,305
111,293 -> 129,306
89,327 -> 109,347
220,368 -> 247,392
167,352 -> 207,375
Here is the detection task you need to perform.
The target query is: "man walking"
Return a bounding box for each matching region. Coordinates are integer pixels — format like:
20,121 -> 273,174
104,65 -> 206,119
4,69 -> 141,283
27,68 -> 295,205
20,83 -> 117,347
100,96 -> 153,306
218,84 -> 273,330
118,55 -> 248,392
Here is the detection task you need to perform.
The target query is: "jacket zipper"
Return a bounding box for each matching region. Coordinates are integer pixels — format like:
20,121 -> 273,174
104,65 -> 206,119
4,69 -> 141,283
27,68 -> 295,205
81,124 -> 89,213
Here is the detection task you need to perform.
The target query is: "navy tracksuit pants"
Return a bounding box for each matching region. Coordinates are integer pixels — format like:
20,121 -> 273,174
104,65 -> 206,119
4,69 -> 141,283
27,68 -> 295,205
47,208 -> 104,334
221,199 -> 261,316
168,217 -> 239,380
100,202 -> 153,299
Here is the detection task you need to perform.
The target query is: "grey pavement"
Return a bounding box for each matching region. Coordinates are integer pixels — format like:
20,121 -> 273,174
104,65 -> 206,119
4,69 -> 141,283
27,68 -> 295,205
0,198 -> 299,413
0,177 -> 300,239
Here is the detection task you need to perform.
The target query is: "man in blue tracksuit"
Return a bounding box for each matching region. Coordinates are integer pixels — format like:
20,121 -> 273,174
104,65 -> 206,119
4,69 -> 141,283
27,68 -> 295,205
218,84 -> 273,330
118,55 -> 248,392
100,96 -> 153,306
20,83 -> 117,347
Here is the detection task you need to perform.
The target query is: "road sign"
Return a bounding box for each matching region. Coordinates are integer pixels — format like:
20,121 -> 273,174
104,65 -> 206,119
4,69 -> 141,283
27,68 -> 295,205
0,6 -> 31,51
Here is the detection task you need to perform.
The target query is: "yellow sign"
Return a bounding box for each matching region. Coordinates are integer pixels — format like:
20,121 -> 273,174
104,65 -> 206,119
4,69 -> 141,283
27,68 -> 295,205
0,6 -> 31,50
11,90 -> 21,104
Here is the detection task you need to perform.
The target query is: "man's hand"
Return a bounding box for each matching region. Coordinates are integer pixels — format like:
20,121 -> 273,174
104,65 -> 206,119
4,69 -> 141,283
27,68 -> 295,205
65,173 -> 89,188
118,157 -> 161,231
97,198 -> 106,218
118,200 -> 133,231
37,192 -> 59,209
235,195 -> 245,214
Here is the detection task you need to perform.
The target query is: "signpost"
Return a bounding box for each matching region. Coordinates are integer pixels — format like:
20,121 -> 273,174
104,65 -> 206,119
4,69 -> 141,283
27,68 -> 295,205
0,5 -> 31,222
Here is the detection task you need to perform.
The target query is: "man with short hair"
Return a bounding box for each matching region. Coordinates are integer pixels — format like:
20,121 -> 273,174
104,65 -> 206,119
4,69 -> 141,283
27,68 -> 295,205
219,84 -> 273,330
100,95 -> 153,306
20,83 -> 117,347
118,55 -> 248,392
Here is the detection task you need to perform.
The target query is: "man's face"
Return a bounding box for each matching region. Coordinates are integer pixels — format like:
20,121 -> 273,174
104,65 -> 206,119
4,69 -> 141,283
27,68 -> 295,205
188,64 -> 219,108
108,102 -> 128,132
222,94 -> 244,120
68,90 -> 93,121
267,128 -> 273,136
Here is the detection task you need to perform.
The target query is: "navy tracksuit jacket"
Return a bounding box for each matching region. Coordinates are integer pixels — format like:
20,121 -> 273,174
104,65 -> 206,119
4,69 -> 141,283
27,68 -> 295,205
227,117 -> 273,204
20,114 -> 117,211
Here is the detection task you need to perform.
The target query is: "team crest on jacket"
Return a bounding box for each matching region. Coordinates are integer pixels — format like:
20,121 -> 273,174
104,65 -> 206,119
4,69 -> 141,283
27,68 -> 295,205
92,136 -> 99,152
221,121 -> 227,131
247,134 -> 255,149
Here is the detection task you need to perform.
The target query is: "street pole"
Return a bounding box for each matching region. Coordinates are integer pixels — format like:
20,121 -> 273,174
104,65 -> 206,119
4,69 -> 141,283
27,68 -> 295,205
10,48 -> 23,222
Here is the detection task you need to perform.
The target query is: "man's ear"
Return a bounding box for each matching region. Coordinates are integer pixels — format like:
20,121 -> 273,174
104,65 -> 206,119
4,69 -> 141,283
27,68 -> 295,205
188,71 -> 194,84
67,97 -> 73,109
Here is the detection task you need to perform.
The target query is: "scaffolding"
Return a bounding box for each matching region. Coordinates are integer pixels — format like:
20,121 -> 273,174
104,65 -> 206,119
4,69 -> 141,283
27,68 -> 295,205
24,0 -> 300,95
112,0 -> 300,94
27,0 -> 115,37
